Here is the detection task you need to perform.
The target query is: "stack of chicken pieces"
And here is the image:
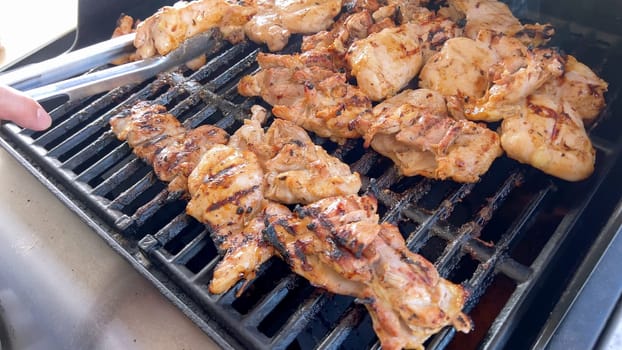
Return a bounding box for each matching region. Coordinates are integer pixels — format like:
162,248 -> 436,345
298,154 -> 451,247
108,0 -> 609,348
237,0 -> 608,182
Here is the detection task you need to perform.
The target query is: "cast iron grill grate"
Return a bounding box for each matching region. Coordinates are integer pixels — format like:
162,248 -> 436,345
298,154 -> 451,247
1,19 -> 621,350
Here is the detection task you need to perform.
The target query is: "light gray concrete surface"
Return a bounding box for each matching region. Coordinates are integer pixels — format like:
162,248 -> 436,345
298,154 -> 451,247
0,147 -> 219,350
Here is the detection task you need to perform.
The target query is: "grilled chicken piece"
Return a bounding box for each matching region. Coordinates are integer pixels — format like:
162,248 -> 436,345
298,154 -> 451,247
420,34 -> 565,122
446,0 -> 554,46
347,25 -> 423,101
499,64 -> 602,182
238,53 -> 373,144
343,5 -> 460,101
419,37 -> 497,120
265,194 -> 471,350
186,144 -> 266,293
244,0 -> 343,52
230,105 -> 362,204
187,144 -> 265,239
209,200 -> 291,294
134,0 -> 256,59
465,35 -> 566,122
109,102 -> 186,163
152,125 -> 230,193
358,89 -> 503,182
555,55 -> 608,124
263,119 -> 362,204
109,101 -> 230,193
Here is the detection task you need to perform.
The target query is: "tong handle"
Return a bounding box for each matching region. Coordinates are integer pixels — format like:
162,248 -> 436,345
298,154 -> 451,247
0,33 -> 136,91
24,29 -> 222,103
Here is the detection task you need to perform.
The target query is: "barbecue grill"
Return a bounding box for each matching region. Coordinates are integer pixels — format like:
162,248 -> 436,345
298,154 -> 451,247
1,0 -> 621,349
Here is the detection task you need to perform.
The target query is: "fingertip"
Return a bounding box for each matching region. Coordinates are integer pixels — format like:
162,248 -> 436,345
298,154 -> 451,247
35,107 -> 52,131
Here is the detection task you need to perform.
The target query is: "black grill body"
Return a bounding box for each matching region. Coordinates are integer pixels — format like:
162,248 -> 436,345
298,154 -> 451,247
1,1 -> 621,349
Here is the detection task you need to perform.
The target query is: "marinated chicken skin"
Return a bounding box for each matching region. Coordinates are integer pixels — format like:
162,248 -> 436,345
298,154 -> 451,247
263,119 -> 362,204
132,0 -> 343,59
419,37 -> 496,119
265,194 -> 471,350
359,89 -> 503,182
499,80 -> 598,181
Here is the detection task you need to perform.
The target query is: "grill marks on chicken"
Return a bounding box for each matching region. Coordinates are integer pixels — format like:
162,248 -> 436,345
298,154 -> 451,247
358,89 -> 503,182
419,30 -> 606,180
110,102 -> 362,294
238,52 -> 373,144
109,101 -> 230,193
265,194 -> 472,350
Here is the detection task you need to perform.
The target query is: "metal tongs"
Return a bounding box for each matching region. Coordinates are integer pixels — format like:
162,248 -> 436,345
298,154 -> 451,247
0,29 -> 221,103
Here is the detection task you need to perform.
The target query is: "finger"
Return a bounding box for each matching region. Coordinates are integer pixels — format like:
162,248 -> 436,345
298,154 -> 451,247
0,85 -> 52,131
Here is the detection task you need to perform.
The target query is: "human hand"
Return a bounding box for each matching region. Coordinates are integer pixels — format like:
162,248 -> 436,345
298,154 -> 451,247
0,84 -> 52,131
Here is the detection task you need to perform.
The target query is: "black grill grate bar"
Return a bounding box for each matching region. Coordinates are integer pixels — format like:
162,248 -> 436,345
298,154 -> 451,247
463,183 -> 555,294
189,42 -> 255,83
374,178 -> 433,224
269,292 -> 330,349
91,157 -> 144,197
74,140 -> 130,183
153,213 -> 193,244
171,230 -> 210,265
368,165 -> 402,191
434,171 -> 525,273
242,274 -> 298,328
198,87 -> 250,124
131,189 -> 182,227
191,257 -> 220,285
405,183 -> 475,252
349,150 -> 384,176
19,97 -> 96,140
107,171 -> 158,210
203,49 -> 260,92
316,304 -> 365,350
39,85 -> 138,156
424,182 -> 557,349
63,130 -> 118,169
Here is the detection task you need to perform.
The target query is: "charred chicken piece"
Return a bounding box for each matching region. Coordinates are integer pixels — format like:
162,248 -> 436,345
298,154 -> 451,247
265,194 -> 472,350
209,200 -> 291,295
262,119 -> 362,204
420,34 -> 566,122
346,24 -> 424,101
109,101 -> 186,164
186,143 -> 266,294
358,89 -> 503,182
238,53 -> 373,144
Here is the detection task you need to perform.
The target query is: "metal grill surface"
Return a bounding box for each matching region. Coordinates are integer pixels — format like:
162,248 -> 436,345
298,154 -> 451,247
1,22 -> 621,350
